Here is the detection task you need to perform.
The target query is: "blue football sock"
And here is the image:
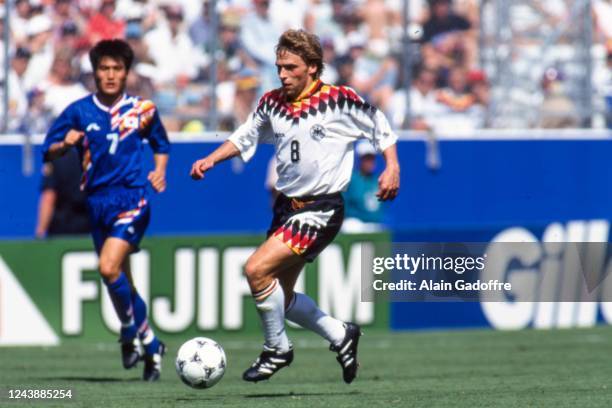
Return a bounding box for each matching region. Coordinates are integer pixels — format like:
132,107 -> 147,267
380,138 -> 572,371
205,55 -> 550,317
104,272 -> 136,340
144,336 -> 161,356
132,291 -> 160,355
132,291 -> 147,334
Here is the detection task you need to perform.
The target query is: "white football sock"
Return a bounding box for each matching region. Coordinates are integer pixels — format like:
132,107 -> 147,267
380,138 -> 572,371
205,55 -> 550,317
253,279 -> 291,352
285,292 -> 346,347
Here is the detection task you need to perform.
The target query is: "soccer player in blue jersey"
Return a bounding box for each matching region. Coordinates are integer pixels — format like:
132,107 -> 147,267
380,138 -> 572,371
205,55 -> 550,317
42,39 -> 170,381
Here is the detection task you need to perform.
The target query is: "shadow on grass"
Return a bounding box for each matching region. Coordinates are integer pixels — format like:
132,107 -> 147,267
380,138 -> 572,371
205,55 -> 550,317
50,376 -> 141,383
245,391 -> 361,399
169,390 -> 361,402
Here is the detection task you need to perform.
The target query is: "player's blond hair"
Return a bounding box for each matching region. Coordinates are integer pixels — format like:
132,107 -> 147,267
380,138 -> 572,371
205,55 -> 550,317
276,29 -> 324,79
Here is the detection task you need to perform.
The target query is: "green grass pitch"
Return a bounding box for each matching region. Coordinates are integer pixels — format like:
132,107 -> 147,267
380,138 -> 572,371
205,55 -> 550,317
2,326 -> 612,407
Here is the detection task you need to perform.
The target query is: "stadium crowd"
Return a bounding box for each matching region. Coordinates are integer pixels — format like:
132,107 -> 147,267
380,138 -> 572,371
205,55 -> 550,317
0,0 -> 611,133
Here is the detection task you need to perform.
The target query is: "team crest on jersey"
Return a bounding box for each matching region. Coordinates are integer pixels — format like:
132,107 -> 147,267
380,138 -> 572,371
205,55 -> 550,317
310,124 -> 326,141
111,99 -> 157,140
122,116 -> 139,130
86,123 -> 101,132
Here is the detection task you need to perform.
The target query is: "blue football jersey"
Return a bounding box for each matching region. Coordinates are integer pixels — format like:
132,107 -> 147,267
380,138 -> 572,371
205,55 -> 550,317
42,94 -> 170,193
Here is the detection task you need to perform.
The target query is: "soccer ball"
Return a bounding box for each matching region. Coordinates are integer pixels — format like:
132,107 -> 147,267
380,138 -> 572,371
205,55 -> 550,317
175,337 -> 227,389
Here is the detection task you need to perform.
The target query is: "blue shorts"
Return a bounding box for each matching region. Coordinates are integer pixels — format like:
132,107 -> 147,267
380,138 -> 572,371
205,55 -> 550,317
86,186 -> 150,254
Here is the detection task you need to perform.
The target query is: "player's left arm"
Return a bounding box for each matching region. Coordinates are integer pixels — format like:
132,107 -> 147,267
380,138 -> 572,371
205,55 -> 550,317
346,89 -> 400,201
148,153 -> 169,193
142,102 -> 171,193
377,144 -> 400,201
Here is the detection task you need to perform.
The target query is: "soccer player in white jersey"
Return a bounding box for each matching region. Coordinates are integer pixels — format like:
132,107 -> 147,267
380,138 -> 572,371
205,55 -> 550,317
190,29 -> 400,383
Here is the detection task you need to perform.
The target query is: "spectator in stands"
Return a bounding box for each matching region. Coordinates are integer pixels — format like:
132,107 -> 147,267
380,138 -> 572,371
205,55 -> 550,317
335,55 -> 355,87
269,0 -> 309,31
307,0 -> 345,54
23,14 -> 54,92
59,22 -> 87,55
437,66 -> 474,107
126,67 -> 155,102
240,0 -> 283,90
349,37 -> 398,113
390,66 -> 438,129
189,0 -> 213,53
337,5 -> 365,57
1,0 -> 498,133
144,5 -> 206,86
320,38 -> 339,84
422,0 -> 471,44
115,0 -> 157,33
22,88 -> 53,134
124,22 -> 156,101
125,20 -> 152,65
38,48 -> 88,118
233,68 -> 260,124
421,0 -> 474,70
433,65 -> 483,132
3,47 -> 30,131
11,47 -> 31,84
359,0 -> 394,42
11,0 -> 32,46
86,0 -> 125,45
593,0 -> 612,42
538,67 -> 579,128
52,0 -> 87,44
342,140 -> 385,233
35,148 -> 90,239
212,60 -> 237,126
217,12 -> 254,75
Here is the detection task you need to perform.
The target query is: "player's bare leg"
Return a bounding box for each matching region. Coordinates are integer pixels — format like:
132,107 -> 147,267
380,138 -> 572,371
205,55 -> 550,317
277,261 -> 304,309
280,263 -> 363,384
245,236 -> 305,293
242,237 -> 303,382
99,237 -> 133,282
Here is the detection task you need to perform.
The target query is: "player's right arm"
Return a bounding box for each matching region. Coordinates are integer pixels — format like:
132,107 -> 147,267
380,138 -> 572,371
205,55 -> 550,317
42,103 -> 82,162
190,141 -> 241,180
342,86 -> 400,201
45,130 -> 85,161
190,95 -> 272,180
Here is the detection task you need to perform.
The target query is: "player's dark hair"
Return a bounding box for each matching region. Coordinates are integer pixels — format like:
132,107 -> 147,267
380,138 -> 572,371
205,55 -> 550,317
276,29 -> 324,79
89,39 -> 134,71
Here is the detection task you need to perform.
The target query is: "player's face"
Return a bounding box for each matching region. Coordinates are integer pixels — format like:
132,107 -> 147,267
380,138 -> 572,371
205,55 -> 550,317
276,50 -> 318,101
94,56 -> 128,97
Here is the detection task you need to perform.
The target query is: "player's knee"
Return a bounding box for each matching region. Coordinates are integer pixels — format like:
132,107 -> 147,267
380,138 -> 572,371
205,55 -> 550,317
99,259 -> 121,281
244,259 -> 269,285
244,259 -> 261,280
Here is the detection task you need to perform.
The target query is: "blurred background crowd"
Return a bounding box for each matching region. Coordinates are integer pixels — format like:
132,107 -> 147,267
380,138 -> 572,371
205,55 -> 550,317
0,0 -> 610,135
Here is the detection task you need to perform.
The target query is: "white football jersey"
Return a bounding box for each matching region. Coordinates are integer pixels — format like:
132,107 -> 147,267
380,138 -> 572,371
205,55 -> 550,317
228,80 -> 398,197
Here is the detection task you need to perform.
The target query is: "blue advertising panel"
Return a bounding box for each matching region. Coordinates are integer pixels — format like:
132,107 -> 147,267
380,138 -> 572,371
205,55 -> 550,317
2,135 -> 612,331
